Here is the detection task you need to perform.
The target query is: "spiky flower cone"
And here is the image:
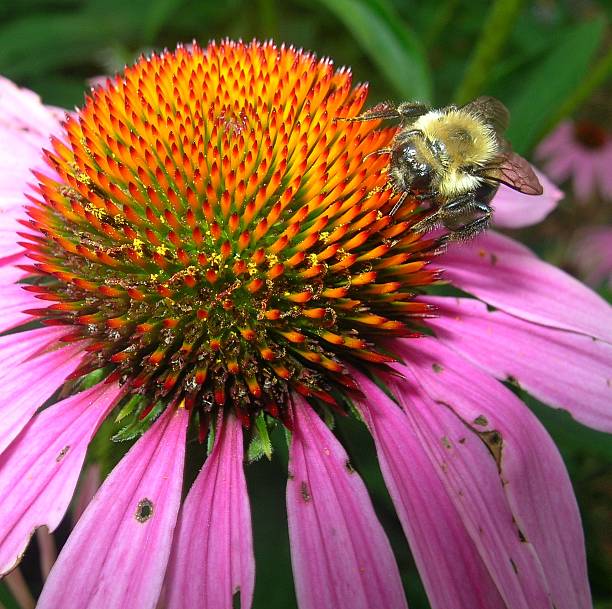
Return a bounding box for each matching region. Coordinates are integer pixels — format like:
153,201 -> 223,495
23,40 -> 438,429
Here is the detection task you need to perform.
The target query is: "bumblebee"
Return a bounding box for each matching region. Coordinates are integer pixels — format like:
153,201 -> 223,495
344,96 -> 543,240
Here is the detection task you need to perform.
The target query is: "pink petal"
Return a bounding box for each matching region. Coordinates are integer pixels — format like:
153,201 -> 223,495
391,337 -> 591,609
287,396 -> 408,609
0,332 -> 83,453
354,371 -> 506,609
0,76 -> 64,140
0,201 -> 27,259
0,283 -> 38,333
0,325 -> 67,370
0,382 -> 121,576
540,149 -> 581,186
0,253 -> 28,285
535,122 -> 573,160
37,406 -> 188,609
569,226 -> 612,287
438,230 -> 612,343
492,170 -> 563,229
571,152 -> 598,202
164,414 -> 254,609
425,296 -> 612,432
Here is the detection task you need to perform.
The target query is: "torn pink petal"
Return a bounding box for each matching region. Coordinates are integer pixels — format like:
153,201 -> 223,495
354,371 -> 506,609
493,170 -> 562,229
392,337 -> 591,609
0,336 -> 83,454
0,283 -> 38,333
37,407 -> 188,609
164,414 -> 254,609
425,296 -> 612,432
287,396 -> 408,609
0,382 -> 121,576
438,230 -> 612,343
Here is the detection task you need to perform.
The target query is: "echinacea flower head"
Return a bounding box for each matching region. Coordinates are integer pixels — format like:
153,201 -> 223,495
536,119 -> 612,203
0,39 -> 611,609
24,41 -> 436,424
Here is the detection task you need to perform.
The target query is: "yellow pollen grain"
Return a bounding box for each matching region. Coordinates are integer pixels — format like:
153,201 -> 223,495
155,245 -> 169,256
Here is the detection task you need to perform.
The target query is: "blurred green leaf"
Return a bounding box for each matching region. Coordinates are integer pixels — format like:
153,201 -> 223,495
0,15 -> 119,78
315,0 -> 432,101
505,18 -> 606,154
454,0 -> 525,104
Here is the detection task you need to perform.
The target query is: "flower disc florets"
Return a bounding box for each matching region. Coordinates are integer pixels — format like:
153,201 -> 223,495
23,40 -> 439,425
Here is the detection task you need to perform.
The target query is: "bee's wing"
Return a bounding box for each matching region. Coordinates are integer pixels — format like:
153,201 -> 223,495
462,96 -> 510,137
479,151 -> 543,195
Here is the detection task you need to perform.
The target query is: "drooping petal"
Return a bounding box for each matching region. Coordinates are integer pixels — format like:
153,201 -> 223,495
0,283 -> 39,333
164,414 -> 254,609
0,335 -> 83,454
392,337 -> 591,609
0,382 -> 121,576
354,371 -> 506,609
492,170 -> 562,229
438,230 -> 612,342
287,396 -> 408,609
425,296 -> 612,431
37,406 -> 188,609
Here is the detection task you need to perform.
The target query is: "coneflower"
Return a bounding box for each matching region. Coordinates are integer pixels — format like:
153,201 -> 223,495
0,40 -> 610,609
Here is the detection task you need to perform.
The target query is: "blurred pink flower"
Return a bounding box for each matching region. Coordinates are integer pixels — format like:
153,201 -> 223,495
569,225 -> 612,288
536,120 -> 612,203
0,41 -> 610,609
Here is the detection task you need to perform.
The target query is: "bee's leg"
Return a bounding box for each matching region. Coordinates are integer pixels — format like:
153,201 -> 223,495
445,212 -> 492,241
389,192 -> 408,216
411,209 -> 442,232
335,102 -> 403,123
396,102 -> 430,121
336,101 -> 430,124
415,191 -> 436,201
363,147 -> 393,161
441,195 -> 493,241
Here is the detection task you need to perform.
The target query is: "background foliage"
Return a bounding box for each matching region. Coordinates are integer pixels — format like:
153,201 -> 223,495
0,0 -> 610,607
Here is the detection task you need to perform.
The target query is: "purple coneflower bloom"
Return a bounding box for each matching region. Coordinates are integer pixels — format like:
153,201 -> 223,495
536,119 -> 612,203
0,40 -> 610,609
